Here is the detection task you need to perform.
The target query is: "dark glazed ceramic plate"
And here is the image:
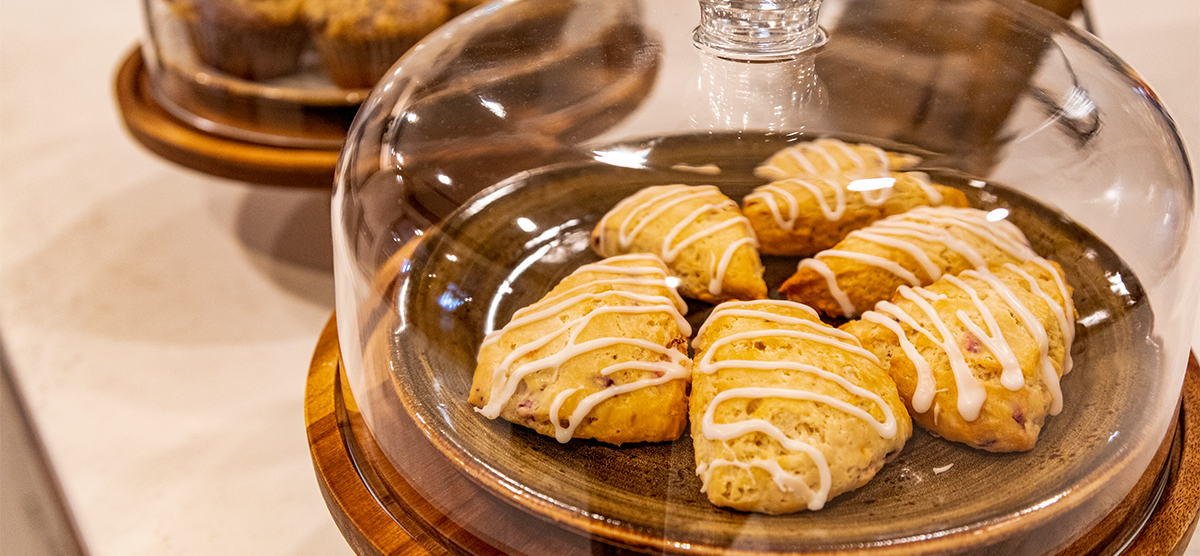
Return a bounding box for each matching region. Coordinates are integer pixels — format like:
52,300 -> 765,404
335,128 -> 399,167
388,133 -> 1158,554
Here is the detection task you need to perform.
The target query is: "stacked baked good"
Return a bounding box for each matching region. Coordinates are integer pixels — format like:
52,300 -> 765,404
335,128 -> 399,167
172,0 -> 467,87
745,138 -> 971,256
469,138 -> 1079,514
780,205 -> 1038,318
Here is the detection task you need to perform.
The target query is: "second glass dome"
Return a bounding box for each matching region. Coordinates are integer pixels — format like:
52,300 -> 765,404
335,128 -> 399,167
332,0 -> 1197,553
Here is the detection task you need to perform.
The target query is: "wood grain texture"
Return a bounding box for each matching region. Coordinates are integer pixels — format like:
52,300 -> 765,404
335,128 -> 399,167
305,316 -> 428,556
1123,355 -> 1200,555
307,311 -> 1200,556
114,46 -> 340,188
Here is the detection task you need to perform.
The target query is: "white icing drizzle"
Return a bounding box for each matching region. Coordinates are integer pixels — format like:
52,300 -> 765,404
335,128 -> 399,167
481,290 -> 689,350
748,142 -> 954,247
547,350 -> 689,442
787,142 -> 836,177
662,200 -> 744,261
824,138 -> 889,180
700,387 -> 895,511
903,206 -> 1036,261
847,229 -> 943,282
598,185 -> 757,296
477,256 -> 692,442
864,220 -> 990,271
907,172 -> 944,205
481,308 -> 688,419
861,262 -> 1069,421
797,258 -> 856,317
942,275 -> 1025,391
858,183 -> 893,207
819,249 -> 922,287
694,301 -> 899,510
693,302 -> 837,347
616,187 -> 712,249
483,255 -> 688,349
744,184 -> 800,231
697,458 -> 815,500
963,269 -> 1063,415
745,171 -> 951,233
709,236 -> 758,296
1019,259 -> 1076,375
760,138 -> 891,181
872,287 -> 987,421
915,289 -> 948,302
746,177 -> 849,228
517,276 -> 686,321
863,311 -> 937,412
799,207 -> 1034,317
697,329 -> 882,370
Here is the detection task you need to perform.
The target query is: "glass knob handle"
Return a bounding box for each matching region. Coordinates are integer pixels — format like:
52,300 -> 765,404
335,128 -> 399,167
693,0 -> 827,61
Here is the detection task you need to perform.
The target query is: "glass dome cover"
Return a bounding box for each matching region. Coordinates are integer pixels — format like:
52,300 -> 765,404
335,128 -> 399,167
331,0 -> 1197,553
139,0 -> 485,147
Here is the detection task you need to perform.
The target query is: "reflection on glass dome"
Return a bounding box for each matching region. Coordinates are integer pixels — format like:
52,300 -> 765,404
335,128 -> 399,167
330,0 -> 1196,554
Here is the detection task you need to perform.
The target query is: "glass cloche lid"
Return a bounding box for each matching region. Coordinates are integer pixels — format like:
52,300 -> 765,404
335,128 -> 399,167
330,0 -> 1197,553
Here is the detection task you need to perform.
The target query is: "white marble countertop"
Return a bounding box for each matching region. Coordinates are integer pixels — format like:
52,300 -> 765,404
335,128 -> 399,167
0,1 -> 1196,555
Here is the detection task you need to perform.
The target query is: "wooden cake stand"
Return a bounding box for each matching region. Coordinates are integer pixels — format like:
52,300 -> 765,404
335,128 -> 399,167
305,316 -> 1200,556
113,46 -> 344,188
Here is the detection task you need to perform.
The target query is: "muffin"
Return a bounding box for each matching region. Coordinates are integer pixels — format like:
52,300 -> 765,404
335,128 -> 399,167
470,254 -> 692,445
305,0 -> 450,88
174,0 -> 309,80
591,184 -> 768,304
691,300 -> 911,513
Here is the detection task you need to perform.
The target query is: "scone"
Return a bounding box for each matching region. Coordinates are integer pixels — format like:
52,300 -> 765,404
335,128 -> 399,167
753,138 -> 921,182
780,206 -> 1036,318
842,259 -> 1076,452
744,171 -> 970,256
470,254 -> 691,445
691,300 -> 911,513
591,184 -> 767,304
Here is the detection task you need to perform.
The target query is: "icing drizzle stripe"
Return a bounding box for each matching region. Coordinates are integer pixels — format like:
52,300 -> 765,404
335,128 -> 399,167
477,256 -> 691,443
597,185 -> 758,296
694,300 -> 899,510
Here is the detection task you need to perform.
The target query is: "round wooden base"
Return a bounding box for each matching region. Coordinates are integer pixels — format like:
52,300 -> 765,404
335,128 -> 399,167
113,46 -> 342,188
305,316 -> 1200,555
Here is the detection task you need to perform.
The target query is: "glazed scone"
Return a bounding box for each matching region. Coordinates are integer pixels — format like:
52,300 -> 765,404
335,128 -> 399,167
470,254 -> 691,445
842,259 -> 1076,452
691,300 -> 911,514
780,206 -> 1037,319
754,138 -> 921,182
591,184 -> 767,304
744,171 -> 970,256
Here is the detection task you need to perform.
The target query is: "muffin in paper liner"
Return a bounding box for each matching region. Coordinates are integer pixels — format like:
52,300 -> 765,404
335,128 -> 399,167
173,0 -> 309,80
305,0 -> 449,88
